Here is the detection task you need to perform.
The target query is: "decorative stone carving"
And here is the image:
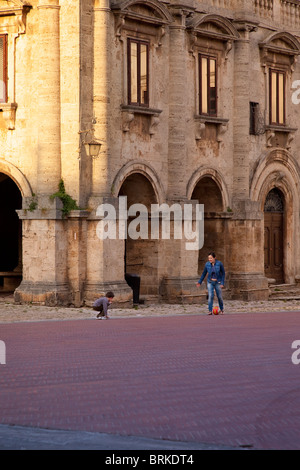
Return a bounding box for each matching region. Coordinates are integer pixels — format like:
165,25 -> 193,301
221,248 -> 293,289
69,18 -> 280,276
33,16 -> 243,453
195,116 -> 229,142
259,31 -> 300,73
265,126 -> 297,150
121,105 -> 162,134
0,102 -> 17,130
122,110 -> 134,132
112,0 -> 172,45
149,114 -> 160,135
266,128 -> 275,147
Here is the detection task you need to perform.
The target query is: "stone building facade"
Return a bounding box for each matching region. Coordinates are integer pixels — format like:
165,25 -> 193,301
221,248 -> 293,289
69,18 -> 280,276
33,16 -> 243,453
1,0 -> 300,306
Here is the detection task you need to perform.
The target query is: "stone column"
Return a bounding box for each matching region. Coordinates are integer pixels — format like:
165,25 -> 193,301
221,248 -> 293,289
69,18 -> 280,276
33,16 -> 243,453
168,9 -> 188,200
89,0 -> 111,202
37,0 -> 61,196
84,196 -> 132,306
161,9 -> 200,303
229,22 -> 268,300
15,1 -> 71,306
84,2 -> 131,305
67,211 -> 89,307
232,23 -> 254,200
15,205 -> 71,306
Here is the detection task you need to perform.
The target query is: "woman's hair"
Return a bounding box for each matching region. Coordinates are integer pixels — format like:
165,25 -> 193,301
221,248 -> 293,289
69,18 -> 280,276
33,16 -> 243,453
208,252 -> 216,258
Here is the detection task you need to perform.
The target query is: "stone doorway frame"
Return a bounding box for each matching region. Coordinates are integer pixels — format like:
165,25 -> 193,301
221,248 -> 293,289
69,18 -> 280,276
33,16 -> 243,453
250,149 -> 300,285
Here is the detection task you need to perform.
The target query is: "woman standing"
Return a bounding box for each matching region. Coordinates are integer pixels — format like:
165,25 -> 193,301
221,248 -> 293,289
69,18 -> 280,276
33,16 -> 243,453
196,252 -> 225,315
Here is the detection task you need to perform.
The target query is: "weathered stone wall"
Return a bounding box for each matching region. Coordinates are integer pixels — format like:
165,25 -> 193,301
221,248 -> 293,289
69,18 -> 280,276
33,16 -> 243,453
0,0 -> 300,305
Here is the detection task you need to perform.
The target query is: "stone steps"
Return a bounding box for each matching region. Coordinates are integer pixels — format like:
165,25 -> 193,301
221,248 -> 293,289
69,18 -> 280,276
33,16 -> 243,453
269,283 -> 300,300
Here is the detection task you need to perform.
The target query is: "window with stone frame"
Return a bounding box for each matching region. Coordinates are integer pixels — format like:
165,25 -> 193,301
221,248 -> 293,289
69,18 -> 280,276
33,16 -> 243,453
269,69 -> 285,126
0,34 -> 7,103
199,54 -> 217,116
259,31 -> 300,134
127,37 -> 149,107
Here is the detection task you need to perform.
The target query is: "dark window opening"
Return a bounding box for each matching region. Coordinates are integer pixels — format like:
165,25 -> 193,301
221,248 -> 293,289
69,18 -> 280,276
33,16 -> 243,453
199,55 -> 217,116
250,101 -> 265,135
269,69 -> 285,125
0,35 -> 8,103
128,38 -> 149,107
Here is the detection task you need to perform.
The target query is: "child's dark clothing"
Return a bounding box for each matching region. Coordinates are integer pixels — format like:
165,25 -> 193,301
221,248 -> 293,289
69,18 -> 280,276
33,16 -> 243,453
93,296 -> 110,318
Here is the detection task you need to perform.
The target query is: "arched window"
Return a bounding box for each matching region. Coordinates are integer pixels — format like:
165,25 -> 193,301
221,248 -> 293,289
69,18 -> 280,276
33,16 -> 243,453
264,188 -> 284,213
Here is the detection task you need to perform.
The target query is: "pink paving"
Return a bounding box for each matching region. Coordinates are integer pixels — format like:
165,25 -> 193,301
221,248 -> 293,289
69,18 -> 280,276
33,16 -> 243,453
0,311 -> 300,450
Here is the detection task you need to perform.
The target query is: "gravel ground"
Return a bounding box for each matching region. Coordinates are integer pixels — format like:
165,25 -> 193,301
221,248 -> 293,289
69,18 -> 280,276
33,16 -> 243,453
1,293 -> 300,323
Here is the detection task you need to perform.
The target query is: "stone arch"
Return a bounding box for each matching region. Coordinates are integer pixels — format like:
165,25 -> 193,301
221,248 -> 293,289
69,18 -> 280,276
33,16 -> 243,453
250,149 -> 300,284
113,162 -> 165,299
112,160 -> 166,205
187,167 -> 230,274
111,0 -> 173,24
250,149 -> 300,207
260,31 -> 300,56
0,160 -> 32,198
0,162 -> 27,291
187,166 -> 230,210
264,188 -> 284,213
187,13 -> 239,39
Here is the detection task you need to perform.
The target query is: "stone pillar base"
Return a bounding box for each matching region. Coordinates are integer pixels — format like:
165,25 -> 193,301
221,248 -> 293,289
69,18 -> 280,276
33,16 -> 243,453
229,273 -> 269,301
14,281 -> 72,306
84,280 -> 132,307
160,277 -> 206,304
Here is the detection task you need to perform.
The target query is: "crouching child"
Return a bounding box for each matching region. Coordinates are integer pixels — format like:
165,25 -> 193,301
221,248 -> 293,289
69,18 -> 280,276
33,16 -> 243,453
93,291 -> 115,319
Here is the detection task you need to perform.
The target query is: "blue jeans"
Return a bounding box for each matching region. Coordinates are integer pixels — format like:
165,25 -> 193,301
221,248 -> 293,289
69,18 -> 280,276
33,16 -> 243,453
207,281 -> 224,312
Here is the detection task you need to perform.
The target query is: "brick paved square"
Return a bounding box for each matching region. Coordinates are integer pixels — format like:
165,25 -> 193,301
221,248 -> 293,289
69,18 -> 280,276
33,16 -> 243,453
0,312 -> 300,449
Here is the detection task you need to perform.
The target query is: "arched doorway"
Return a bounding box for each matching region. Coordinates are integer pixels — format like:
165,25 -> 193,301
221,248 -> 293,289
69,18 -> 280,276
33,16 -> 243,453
191,176 -> 224,273
264,188 -> 284,284
118,173 -> 158,299
0,173 -> 22,292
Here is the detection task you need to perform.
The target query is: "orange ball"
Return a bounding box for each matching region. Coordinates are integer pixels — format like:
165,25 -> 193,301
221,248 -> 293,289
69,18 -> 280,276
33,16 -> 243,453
213,307 -> 219,315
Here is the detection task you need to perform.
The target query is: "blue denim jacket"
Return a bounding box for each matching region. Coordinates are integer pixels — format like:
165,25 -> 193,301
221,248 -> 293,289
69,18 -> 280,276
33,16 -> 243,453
198,260 -> 225,286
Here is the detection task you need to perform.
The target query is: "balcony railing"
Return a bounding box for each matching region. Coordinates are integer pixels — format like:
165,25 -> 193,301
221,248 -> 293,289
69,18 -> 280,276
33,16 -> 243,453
199,0 -> 300,29
281,0 -> 300,28
252,0 -> 300,27
254,0 -> 274,20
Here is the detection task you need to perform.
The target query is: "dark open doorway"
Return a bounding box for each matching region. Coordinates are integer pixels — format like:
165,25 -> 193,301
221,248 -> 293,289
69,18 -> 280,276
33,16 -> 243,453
118,172 -> 158,300
0,173 -> 22,291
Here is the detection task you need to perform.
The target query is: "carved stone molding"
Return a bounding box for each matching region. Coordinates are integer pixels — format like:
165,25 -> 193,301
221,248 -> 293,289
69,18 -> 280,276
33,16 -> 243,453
0,102 -> 17,130
259,31 -> 300,73
265,125 -> 297,150
121,105 -> 162,135
122,109 -> 134,132
187,14 -> 239,57
266,128 -> 275,148
149,114 -> 160,135
0,1 -> 31,35
195,121 -> 206,141
194,115 -> 229,142
112,0 -> 172,46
